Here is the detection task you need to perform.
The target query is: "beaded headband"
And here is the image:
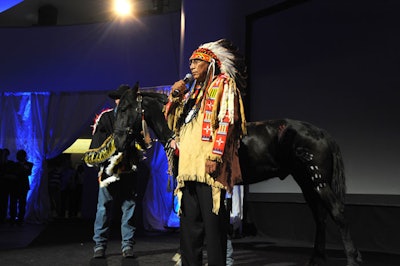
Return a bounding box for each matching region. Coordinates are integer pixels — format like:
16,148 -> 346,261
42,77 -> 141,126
189,48 -> 222,68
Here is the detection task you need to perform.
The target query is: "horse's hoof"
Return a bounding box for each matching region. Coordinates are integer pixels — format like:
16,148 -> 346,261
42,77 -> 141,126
356,250 -> 363,263
305,262 -> 320,266
346,262 -> 360,266
347,249 -> 362,266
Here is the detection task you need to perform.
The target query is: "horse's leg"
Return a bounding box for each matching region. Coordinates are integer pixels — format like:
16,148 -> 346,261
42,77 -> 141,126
317,187 -> 362,266
301,187 -> 328,266
292,147 -> 331,265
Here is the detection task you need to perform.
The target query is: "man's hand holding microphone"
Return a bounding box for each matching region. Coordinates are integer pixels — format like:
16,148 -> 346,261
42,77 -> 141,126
170,73 -> 194,98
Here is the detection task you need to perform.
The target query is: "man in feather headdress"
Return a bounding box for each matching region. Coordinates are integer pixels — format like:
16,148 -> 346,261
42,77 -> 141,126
166,39 -> 247,266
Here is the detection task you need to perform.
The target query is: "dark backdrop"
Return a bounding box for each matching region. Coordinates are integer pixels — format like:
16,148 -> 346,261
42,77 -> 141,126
0,12 -> 181,92
245,0 -> 399,203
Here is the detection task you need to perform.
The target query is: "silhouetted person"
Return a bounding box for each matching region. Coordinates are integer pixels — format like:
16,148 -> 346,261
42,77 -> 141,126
0,148 -> 17,224
48,164 -> 63,218
0,149 -> 8,223
9,149 -> 33,225
59,155 -> 76,218
69,164 -> 85,218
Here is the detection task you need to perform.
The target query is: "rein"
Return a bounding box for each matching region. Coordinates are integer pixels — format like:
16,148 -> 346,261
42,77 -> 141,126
137,94 -> 152,149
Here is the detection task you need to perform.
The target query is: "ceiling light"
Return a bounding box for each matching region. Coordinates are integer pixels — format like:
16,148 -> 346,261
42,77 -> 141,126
113,0 -> 133,17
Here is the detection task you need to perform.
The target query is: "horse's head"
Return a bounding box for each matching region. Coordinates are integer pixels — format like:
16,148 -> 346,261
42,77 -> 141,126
113,83 -> 141,152
114,83 -> 176,153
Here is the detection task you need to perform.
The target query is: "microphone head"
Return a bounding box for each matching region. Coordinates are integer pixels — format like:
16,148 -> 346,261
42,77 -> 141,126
172,73 -> 194,97
183,73 -> 194,83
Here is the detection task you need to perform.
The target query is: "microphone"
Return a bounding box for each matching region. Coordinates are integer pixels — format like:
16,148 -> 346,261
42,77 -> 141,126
171,73 -> 194,97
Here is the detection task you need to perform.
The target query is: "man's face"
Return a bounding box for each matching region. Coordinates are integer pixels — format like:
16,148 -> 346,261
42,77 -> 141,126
115,99 -> 120,106
189,59 -> 209,82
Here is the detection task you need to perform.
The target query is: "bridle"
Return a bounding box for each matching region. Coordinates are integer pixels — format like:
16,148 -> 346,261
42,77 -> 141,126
114,92 -> 152,151
114,93 -> 140,141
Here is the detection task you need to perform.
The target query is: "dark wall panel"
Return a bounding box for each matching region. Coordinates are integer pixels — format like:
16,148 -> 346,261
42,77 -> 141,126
0,12 -> 181,92
246,0 -> 400,198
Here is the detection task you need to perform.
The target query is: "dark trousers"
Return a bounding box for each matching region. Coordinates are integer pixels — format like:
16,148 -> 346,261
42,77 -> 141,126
9,189 -> 28,222
180,182 -> 228,266
0,188 -> 9,222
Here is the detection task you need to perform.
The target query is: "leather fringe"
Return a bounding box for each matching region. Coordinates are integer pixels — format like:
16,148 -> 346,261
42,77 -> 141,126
83,135 -> 116,165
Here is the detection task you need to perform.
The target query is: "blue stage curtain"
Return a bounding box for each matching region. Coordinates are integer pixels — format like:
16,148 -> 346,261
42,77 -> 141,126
140,86 -> 180,230
0,92 -> 50,223
142,139 -> 176,231
0,91 -> 109,223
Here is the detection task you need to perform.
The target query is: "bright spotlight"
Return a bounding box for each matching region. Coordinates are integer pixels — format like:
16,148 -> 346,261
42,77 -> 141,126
113,0 -> 133,17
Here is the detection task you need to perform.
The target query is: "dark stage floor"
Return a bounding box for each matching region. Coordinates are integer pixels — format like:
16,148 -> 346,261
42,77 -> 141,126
0,218 -> 399,266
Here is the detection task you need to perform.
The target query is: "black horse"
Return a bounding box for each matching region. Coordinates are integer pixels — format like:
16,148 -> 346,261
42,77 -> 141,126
111,85 -> 362,266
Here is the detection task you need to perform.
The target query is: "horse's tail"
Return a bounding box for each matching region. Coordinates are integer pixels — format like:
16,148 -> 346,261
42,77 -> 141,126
83,135 -> 116,165
329,136 -> 346,203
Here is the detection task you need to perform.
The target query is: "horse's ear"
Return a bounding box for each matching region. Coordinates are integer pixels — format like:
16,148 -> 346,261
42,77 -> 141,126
132,82 -> 139,94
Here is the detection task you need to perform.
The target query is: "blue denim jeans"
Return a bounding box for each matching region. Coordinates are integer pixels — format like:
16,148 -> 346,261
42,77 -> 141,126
226,238 -> 234,266
93,181 -> 136,252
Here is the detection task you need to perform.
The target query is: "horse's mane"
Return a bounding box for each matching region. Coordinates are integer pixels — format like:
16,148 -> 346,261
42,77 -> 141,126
118,89 -> 167,110
139,91 -> 169,105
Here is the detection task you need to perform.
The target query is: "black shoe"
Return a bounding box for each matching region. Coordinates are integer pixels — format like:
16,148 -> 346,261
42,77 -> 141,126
93,248 -> 105,258
122,247 -> 135,258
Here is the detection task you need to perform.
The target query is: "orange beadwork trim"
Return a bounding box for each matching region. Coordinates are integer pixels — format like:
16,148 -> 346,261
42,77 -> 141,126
212,112 -> 229,155
190,51 -> 213,63
189,48 -> 221,67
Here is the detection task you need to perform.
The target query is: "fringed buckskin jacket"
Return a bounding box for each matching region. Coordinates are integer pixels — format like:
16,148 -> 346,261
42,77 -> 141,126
165,73 -> 246,214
